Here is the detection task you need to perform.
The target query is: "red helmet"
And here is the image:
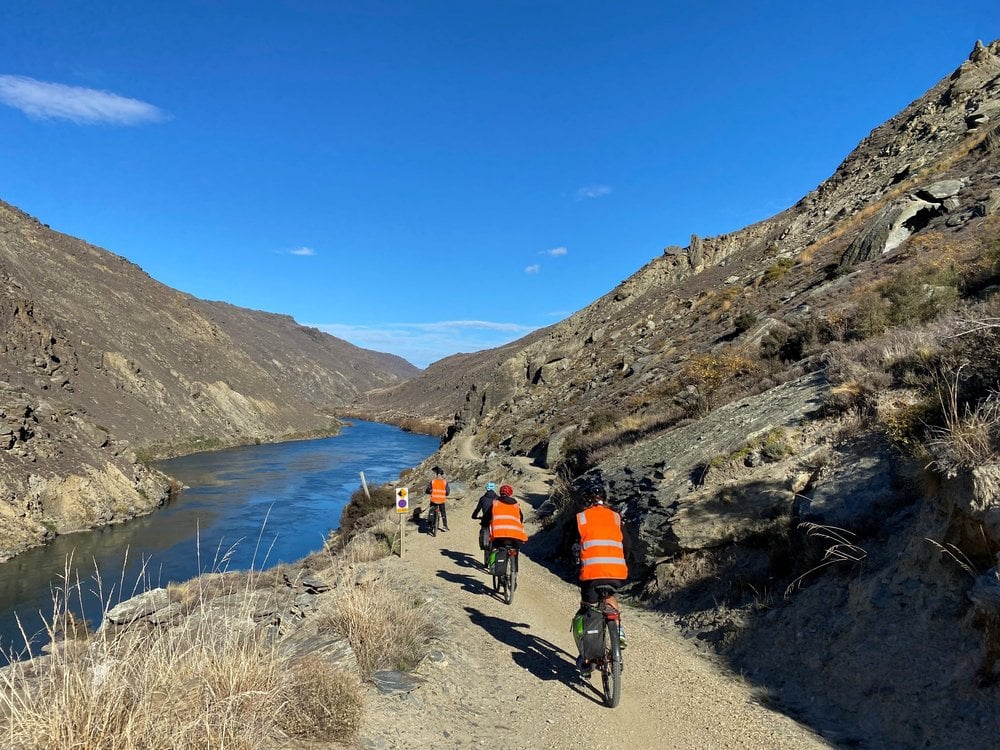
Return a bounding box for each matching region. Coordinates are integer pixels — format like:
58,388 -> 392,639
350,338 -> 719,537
499,484 -> 513,497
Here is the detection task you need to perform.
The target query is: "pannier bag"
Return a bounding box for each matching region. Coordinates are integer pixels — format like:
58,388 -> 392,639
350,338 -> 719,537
572,606 -> 605,662
489,548 -> 509,576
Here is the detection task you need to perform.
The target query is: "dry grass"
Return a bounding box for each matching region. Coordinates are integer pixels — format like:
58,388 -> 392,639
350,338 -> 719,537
0,522 -> 417,749
0,592 -> 363,749
278,655 -> 364,741
926,368 -> 1000,478
314,568 -> 442,679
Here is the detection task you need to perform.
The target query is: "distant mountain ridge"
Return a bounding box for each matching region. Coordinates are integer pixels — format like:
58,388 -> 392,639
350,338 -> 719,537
0,199 -> 418,559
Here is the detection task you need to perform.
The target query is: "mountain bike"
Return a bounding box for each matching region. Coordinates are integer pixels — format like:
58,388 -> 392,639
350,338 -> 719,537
490,542 -> 519,605
479,526 -> 490,569
592,584 -> 623,707
426,504 -> 439,537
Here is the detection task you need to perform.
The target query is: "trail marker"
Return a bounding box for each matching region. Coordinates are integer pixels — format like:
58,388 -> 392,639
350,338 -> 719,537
395,487 -> 409,558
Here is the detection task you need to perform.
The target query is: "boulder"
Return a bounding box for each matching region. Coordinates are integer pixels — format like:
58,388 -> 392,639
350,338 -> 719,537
105,588 -> 170,625
840,198 -> 941,268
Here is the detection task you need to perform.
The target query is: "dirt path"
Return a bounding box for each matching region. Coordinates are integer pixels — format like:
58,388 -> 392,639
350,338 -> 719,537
356,448 -> 833,750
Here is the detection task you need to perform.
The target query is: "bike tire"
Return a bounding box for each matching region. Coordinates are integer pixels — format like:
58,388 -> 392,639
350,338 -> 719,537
601,618 -> 622,708
428,506 -> 437,537
504,566 -> 515,605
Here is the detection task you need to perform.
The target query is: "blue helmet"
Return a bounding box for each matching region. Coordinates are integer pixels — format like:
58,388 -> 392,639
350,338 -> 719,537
485,482 -> 497,492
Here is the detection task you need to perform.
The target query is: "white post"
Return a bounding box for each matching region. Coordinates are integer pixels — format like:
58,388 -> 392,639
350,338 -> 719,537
360,471 -> 370,499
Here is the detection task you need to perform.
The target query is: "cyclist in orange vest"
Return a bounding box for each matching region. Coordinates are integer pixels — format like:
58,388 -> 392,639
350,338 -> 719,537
485,484 -> 528,548
573,481 -> 630,675
424,465 -> 450,531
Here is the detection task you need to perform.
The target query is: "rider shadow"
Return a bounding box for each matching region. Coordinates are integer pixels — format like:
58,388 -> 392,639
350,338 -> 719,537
436,569 -> 492,598
462,605 -> 602,704
438,548 -> 481,571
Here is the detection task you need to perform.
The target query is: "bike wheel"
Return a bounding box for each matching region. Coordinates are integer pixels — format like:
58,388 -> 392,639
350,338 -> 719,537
601,619 -> 622,708
428,507 -> 437,537
504,566 -> 515,605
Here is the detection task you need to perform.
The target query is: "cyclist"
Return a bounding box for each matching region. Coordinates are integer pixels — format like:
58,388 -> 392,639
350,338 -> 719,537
471,481 -> 500,558
424,466 -> 450,532
573,480 -> 630,676
485,484 -> 527,557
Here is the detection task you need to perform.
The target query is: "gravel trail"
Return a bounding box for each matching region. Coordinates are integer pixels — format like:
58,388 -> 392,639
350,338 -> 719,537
357,450 -> 832,750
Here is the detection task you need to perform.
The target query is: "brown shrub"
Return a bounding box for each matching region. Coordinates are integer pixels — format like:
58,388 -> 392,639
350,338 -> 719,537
278,655 -> 363,741
315,571 -> 442,679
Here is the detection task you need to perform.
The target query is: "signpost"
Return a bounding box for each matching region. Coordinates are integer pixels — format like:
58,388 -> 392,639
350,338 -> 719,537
395,487 -> 409,558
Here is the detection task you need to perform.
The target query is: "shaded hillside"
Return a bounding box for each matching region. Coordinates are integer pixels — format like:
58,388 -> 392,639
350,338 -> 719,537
356,41 -> 1000,748
0,200 -> 418,559
351,329 -> 550,435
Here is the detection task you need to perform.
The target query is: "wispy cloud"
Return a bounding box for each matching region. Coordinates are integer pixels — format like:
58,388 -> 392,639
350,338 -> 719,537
310,320 -> 539,368
575,184 -> 611,200
543,246 -> 568,257
525,264 -> 540,274
287,246 -> 316,256
0,75 -> 165,125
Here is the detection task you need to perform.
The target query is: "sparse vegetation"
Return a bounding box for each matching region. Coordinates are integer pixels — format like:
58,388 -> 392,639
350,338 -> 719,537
314,566 -> 442,678
338,482 -> 399,541
762,257 -> 796,283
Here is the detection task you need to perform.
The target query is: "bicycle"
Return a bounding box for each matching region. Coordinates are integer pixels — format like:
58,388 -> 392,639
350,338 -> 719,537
489,542 -> 519,605
479,526 -> 491,569
426,504 -> 439,537
591,584 -> 623,708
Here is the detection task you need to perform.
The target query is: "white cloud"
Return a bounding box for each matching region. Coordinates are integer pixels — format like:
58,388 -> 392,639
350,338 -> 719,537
575,184 -> 611,200
0,75 -> 165,125
544,246 -> 568,257
288,246 -> 316,256
310,320 -> 539,368
525,264 -> 540,274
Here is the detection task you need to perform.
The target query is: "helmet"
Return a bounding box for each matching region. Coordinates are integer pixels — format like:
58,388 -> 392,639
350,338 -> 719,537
485,482 -> 497,492
499,484 -> 513,497
583,480 -> 607,505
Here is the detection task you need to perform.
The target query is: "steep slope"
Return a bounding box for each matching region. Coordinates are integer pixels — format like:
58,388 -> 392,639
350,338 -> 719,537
359,41 -> 1000,456
355,40 -> 1000,748
0,200 -> 418,559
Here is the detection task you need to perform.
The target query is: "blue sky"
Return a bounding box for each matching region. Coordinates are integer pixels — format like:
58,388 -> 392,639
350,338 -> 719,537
1,2 -> 997,367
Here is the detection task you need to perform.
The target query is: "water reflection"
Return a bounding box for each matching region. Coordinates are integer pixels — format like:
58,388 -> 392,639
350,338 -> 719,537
0,420 -> 438,661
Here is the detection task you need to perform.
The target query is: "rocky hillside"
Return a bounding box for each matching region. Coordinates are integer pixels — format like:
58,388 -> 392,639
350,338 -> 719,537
0,201 -> 418,560
356,40 -> 1000,748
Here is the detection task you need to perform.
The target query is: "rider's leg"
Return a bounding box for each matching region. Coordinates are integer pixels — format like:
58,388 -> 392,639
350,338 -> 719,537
439,502 -> 449,530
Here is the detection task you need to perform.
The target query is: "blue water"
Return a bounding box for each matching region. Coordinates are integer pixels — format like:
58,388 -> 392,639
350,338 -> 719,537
0,420 -> 438,662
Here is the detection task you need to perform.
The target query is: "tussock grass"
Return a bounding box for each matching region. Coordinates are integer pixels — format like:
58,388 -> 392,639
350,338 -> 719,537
315,567 -> 442,679
0,516 -> 435,749
0,592 -> 362,749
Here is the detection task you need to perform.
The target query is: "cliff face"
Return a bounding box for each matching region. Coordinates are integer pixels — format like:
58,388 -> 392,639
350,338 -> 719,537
0,201 -> 418,559
356,41 -> 1000,748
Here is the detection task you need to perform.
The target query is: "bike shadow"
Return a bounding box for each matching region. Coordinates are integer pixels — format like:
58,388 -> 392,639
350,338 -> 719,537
436,569 -> 494,598
438,548 -> 482,571
462,605 -> 603,704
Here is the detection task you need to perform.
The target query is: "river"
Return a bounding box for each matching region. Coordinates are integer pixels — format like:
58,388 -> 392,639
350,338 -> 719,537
0,420 -> 439,662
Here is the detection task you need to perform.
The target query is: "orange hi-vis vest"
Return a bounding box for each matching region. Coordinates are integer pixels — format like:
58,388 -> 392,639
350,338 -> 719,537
576,505 -> 628,581
430,477 -> 448,505
490,499 -> 527,543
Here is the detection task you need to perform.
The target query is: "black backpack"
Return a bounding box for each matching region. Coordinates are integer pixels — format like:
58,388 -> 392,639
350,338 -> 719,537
572,606 -> 605,662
